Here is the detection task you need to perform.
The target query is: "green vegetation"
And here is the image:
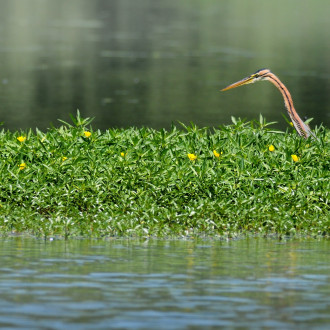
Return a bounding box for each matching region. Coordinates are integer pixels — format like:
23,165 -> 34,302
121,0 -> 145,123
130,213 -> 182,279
0,112 -> 329,238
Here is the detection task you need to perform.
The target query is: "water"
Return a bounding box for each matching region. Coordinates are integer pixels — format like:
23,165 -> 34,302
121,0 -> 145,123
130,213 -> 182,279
0,237 -> 329,329
0,0 -> 329,131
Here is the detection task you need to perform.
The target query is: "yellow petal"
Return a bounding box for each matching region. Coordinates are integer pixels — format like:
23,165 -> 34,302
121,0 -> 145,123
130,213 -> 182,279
19,163 -> 26,170
291,154 -> 299,162
17,136 -> 26,142
187,153 -> 197,161
213,150 -> 220,158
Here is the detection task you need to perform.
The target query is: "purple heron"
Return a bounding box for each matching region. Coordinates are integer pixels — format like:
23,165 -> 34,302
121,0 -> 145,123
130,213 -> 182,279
221,69 -> 314,139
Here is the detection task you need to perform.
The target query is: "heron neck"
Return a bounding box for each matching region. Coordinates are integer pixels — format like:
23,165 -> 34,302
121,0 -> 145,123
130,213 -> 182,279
266,72 -> 309,138
266,73 -> 296,117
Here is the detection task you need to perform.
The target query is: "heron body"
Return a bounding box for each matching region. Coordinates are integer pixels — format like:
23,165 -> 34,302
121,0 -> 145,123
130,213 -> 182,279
221,69 -> 314,139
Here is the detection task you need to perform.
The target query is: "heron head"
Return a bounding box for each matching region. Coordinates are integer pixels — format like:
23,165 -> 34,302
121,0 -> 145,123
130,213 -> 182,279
221,69 -> 271,91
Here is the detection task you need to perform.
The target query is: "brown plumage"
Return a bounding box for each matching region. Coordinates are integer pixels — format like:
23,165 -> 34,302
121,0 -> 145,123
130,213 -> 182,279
221,69 -> 314,139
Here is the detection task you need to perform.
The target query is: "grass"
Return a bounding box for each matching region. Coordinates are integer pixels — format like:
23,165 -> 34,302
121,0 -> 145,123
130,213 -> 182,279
0,112 -> 329,239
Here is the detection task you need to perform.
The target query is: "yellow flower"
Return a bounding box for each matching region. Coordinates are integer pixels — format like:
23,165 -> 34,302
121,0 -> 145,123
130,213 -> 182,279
291,154 -> 299,162
268,145 -> 275,152
120,152 -> 126,157
18,163 -> 26,170
213,150 -> 222,158
84,131 -> 92,138
62,157 -> 68,162
289,122 -> 294,127
187,153 -> 197,161
17,136 -> 26,142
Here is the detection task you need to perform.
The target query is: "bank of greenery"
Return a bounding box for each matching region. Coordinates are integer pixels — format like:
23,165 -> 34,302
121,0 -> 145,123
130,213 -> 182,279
0,112 -> 329,238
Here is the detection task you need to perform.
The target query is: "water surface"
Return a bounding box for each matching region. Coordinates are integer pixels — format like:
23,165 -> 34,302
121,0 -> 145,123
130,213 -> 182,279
0,0 -> 329,130
0,237 -> 329,329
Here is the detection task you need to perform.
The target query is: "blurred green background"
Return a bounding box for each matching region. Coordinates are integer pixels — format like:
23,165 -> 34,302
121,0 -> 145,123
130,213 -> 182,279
0,0 -> 329,130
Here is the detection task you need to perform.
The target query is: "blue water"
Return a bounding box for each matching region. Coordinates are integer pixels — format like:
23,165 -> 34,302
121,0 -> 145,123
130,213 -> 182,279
0,238 -> 329,329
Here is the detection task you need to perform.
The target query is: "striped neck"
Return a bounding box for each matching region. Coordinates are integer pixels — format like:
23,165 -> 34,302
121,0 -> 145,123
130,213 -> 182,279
265,72 -> 312,139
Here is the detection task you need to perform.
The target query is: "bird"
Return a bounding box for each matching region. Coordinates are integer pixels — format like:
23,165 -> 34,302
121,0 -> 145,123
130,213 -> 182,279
221,69 -> 314,139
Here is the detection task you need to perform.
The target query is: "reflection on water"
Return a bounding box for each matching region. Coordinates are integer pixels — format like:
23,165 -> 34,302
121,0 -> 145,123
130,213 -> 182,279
0,238 -> 329,329
0,0 -> 329,131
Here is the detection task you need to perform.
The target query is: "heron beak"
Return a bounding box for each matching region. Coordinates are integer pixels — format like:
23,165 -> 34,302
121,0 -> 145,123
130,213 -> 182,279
221,75 -> 256,91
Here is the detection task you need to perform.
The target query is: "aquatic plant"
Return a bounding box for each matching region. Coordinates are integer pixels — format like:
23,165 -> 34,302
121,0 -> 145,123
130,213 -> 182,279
0,113 -> 328,238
